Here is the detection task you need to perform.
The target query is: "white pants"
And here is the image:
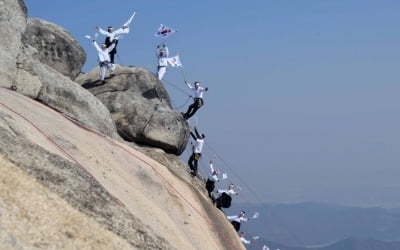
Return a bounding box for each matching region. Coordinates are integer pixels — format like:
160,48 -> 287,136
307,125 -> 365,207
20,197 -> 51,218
157,66 -> 167,80
99,62 -> 116,80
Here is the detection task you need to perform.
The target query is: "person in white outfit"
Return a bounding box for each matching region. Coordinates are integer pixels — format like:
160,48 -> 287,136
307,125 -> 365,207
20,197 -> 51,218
188,126 -> 205,176
156,44 -> 169,80
205,160 -> 219,198
262,245 -> 270,250
183,81 -> 208,119
96,25 -> 129,64
214,183 -> 238,209
92,39 -> 116,84
227,210 -> 251,232
239,232 -> 251,245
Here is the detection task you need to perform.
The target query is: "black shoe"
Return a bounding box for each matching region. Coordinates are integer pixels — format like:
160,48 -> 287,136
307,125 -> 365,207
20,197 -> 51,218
101,80 -> 106,85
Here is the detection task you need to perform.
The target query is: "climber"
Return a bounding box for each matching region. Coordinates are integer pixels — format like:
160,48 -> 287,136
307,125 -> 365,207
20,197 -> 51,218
239,232 -> 251,245
205,160 -> 219,199
96,25 -> 129,64
214,183 -> 238,210
188,126 -> 205,177
262,245 -> 270,250
92,39 -> 117,84
95,12 -> 135,64
227,210 -> 258,232
182,81 -> 208,120
156,44 -> 169,80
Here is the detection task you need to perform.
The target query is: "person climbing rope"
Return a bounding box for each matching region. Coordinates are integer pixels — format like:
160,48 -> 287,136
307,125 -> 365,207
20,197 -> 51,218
205,160 -> 220,198
92,39 -> 117,84
183,81 -> 208,119
239,232 -> 251,245
156,44 -> 169,80
188,126 -> 205,177
227,210 -> 259,232
239,232 -> 259,245
214,183 -> 238,209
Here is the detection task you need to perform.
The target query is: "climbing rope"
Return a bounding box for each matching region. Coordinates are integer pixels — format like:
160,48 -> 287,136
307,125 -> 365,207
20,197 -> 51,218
0,87 -> 242,250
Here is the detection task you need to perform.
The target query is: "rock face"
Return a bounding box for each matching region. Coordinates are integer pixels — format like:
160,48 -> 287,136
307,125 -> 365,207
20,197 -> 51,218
0,0 -> 27,86
22,18 -> 86,80
76,66 -> 190,155
0,0 -> 243,249
0,88 -> 242,250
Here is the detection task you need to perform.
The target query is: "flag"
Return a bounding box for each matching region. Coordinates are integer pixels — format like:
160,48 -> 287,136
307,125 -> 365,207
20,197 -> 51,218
167,55 -> 182,68
84,33 -> 98,40
123,11 -> 136,27
155,24 -> 176,38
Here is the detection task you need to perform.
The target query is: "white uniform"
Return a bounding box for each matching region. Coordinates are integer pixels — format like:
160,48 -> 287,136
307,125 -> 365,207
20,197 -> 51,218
193,138 -> 204,154
240,236 -> 251,245
185,82 -> 206,98
227,215 -> 249,223
93,41 -> 116,81
156,45 -> 169,80
208,163 -> 219,182
97,27 -> 129,42
217,188 -> 238,196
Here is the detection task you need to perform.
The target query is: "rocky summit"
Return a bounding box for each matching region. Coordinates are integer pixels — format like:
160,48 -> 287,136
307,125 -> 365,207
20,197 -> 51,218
0,0 -> 244,249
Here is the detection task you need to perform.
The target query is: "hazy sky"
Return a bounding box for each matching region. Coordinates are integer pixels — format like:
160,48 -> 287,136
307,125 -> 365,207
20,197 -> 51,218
25,0 -> 400,208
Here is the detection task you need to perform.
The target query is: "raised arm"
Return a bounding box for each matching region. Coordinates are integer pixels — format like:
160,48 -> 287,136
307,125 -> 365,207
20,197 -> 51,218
209,161 -> 215,174
184,80 -> 193,89
164,46 -> 170,57
241,237 -> 251,245
93,40 -> 101,53
226,215 -> 238,220
96,26 -> 110,36
194,127 -> 201,138
190,131 -> 197,140
113,26 -> 129,36
106,41 -> 116,52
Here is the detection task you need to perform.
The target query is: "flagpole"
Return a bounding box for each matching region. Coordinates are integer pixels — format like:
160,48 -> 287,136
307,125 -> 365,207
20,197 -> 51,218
181,68 -> 187,83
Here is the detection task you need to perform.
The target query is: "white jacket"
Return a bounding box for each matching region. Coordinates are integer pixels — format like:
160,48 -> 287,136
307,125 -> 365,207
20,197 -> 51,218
93,41 -> 115,62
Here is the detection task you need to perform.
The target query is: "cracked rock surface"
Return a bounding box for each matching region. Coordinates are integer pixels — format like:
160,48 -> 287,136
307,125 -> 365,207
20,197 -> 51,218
76,66 -> 190,155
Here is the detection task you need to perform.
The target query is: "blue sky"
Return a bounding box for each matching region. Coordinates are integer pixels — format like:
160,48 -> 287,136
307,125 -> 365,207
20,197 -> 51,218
25,0 -> 400,208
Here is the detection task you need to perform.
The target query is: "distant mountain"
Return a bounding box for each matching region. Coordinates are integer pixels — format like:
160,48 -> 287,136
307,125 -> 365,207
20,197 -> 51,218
319,238 -> 400,250
232,202 -> 400,246
247,238 -> 400,250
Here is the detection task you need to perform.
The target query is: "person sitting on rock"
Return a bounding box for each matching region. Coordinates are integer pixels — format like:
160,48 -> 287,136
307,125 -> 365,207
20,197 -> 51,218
188,126 -> 205,177
92,39 -> 116,84
205,160 -> 220,199
183,81 -> 208,120
214,183 -> 238,210
156,44 -> 169,80
96,25 -> 129,64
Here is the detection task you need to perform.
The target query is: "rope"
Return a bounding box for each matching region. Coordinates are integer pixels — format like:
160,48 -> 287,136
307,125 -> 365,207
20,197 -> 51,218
203,140 -> 305,246
181,68 -> 188,83
139,66 -> 193,110
0,88 -> 240,250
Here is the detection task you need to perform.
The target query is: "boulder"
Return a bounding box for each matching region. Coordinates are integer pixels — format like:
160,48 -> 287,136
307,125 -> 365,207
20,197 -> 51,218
13,43 -> 119,138
76,66 -> 190,155
22,18 -> 86,80
0,0 -> 27,86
